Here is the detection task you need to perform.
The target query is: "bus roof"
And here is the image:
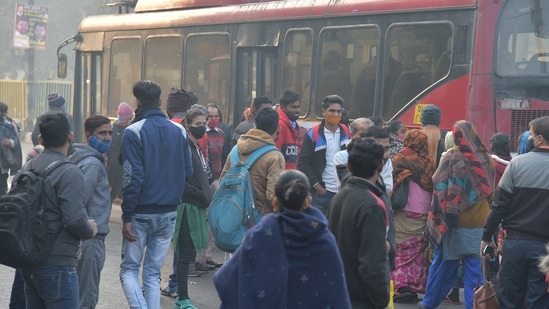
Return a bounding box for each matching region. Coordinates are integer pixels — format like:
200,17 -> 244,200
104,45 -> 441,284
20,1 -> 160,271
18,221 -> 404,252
135,0 -> 274,13
81,0 -> 477,33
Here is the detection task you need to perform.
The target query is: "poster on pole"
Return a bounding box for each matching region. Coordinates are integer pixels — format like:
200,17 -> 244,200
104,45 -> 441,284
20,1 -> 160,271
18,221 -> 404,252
13,4 -> 48,50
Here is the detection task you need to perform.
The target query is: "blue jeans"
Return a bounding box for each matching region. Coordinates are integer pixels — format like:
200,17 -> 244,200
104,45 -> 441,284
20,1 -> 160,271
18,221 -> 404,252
22,265 -> 79,309
499,239 -> 549,309
120,211 -> 177,309
78,238 -> 106,309
312,190 -> 336,216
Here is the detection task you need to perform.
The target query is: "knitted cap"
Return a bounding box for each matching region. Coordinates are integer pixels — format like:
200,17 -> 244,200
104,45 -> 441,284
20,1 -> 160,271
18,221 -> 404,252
421,104 -> 441,126
117,102 -> 133,120
166,87 -> 192,115
48,93 -> 65,107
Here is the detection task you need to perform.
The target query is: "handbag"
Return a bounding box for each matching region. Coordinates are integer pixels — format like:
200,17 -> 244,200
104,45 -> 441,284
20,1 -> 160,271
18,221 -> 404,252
473,259 -> 500,309
391,177 -> 409,210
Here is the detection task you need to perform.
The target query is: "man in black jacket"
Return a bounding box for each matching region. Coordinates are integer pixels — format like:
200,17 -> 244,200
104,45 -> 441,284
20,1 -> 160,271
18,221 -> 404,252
329,136 -> 389,309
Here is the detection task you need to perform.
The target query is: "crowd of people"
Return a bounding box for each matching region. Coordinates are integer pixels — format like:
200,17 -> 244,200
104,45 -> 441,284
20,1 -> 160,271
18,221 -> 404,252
2,81 -> 549,309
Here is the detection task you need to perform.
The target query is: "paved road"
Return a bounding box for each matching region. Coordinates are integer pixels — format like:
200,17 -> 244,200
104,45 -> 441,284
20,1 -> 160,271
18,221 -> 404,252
0,138 -> 465,308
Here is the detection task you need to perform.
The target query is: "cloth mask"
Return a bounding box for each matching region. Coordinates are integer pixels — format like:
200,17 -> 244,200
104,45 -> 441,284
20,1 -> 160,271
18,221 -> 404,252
208,118 -> 220,129
285,111 -> 299,122
89,135 -> 111,153
324,114 -> 342,126
190,126 -> 207,139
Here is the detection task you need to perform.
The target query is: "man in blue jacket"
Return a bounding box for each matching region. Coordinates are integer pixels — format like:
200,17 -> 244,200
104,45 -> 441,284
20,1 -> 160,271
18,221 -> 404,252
120,80 -> 193,309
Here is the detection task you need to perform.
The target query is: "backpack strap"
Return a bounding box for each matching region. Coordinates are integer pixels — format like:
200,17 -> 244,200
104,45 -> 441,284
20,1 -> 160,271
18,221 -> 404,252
229,145 -> 240,168
244,144 -> 278,170
38,160 -> 72,178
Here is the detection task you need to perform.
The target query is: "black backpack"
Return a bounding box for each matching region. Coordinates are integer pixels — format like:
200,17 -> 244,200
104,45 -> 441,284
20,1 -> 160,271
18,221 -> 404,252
0,160 -> 69,268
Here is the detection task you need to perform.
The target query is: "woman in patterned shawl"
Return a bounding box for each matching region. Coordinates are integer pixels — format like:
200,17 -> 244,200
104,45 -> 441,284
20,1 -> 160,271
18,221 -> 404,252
390,130 -> 435,302
420,120 -> 495,309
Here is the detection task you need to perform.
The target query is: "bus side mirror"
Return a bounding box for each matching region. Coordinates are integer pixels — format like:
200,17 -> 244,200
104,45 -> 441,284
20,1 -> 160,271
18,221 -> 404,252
57,54 -> 67,78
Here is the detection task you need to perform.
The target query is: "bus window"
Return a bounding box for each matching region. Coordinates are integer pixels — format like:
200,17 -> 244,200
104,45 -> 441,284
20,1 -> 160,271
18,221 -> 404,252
282,29 -> 313,117
382,23 -> 452,120
184,34 -> 230,114
317,26 -> 380,119
497,0 -> 549,75
108,38 -> 142,117
145,36 -> 183,109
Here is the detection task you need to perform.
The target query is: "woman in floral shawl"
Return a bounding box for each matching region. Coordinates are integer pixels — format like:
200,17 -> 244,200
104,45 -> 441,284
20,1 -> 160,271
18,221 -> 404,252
419,120 -> 495,309
390,130 -> 435,302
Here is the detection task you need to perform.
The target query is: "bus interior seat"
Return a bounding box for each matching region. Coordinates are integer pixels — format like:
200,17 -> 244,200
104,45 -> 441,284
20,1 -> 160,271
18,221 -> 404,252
526,53 -> 549,74
388,71 -> 427,116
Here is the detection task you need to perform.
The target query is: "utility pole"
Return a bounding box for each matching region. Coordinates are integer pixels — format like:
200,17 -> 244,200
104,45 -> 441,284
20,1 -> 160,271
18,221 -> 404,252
26,0 -> 35,132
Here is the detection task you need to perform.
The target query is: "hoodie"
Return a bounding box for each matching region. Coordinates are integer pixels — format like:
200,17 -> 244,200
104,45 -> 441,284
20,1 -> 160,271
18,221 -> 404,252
220,128 -> 285,214
69,143 -> 111,238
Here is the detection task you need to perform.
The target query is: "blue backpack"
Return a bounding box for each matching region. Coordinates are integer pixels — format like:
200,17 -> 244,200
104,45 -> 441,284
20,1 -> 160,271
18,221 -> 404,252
208,144 -> 278,252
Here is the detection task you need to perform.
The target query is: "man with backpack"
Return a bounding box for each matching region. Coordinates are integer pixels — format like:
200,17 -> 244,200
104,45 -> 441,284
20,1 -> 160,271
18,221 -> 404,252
21,113 -> 97,307
220,107 -> 285,215
68,114 -> 112,309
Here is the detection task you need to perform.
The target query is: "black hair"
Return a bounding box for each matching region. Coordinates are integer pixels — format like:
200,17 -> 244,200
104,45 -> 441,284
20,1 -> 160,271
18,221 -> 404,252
255,107 -> 279,135
322,95 -> 344,110
253,95 -> 272,109
185,109 -> 206,125
189,91 -> 198,105
132,80 -> 161,107
490,132 -> 511,159
530,116 -> 549,142
347,137 -> 385,179
361,126 -> 390,139
84,114 -> 111,135
0,102 -> 8,115
279,90 -> 301,107
368,116 -> 385,127
386,120 -> 403,135
274,170 -> 310,211
39,113 -> 70,148
206,103 -> 223,122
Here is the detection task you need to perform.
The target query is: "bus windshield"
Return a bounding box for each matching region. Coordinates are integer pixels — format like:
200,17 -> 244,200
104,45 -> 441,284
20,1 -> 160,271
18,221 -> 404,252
497,0 -> 549,75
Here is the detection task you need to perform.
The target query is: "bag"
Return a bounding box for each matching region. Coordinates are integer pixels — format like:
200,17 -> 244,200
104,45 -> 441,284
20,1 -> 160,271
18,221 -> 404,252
391,177 -> 409,210
208,144 -> 278,253
473,259 -> 500,309
0,160 -> 69,268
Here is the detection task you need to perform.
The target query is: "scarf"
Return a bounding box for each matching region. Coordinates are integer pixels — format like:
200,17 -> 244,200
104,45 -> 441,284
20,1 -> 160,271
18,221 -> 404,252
392,129 -> 434,192
427,120 -> 495,244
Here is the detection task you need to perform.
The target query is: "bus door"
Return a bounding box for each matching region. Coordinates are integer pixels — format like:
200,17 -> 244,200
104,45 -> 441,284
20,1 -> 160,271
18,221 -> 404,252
74,51 -> 102,142
234,47 -> 277,125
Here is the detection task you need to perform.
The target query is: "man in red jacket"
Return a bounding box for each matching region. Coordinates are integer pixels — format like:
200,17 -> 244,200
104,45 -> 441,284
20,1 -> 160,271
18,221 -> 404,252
276,90 -> 301,169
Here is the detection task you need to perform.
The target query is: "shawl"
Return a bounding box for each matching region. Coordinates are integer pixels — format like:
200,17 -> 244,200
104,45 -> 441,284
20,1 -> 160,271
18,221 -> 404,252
0,119 -> 22,173
392,129 -> 434,192
214,206 -> 351,309
427,120 -> 495,244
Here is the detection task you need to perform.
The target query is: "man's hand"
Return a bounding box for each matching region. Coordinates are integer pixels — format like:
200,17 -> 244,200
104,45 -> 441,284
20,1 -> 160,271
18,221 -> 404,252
122,222 -> 137,242
1,139 -> 10,147
480,241 -> 497,260
88,219 -> 98,238
314,183 -> 326,195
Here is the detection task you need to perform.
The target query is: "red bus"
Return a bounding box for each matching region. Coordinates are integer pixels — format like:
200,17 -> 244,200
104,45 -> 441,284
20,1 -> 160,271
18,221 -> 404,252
62,0 -> 549,148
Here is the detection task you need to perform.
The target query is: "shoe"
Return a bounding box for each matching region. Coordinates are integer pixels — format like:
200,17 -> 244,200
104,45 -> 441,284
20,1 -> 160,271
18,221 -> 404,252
188,263 -> 206,277
418,301 -> 433,309
394,286 -> 418,303
206,260 -> 223,268
174,298 -> 198,309
195,262 -> 211,272
161,287 -> 178,298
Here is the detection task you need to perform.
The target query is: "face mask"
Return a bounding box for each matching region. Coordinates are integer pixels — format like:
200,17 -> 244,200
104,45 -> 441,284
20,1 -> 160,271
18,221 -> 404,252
285,111 -> 299,122
208,118 -> 220,129
190,125 -> 207,139
89,135 -> 111,153
325,114 -> 342,126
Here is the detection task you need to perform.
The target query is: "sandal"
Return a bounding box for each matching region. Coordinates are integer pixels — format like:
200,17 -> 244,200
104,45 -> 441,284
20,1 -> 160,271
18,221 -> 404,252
174,298 -> 198,309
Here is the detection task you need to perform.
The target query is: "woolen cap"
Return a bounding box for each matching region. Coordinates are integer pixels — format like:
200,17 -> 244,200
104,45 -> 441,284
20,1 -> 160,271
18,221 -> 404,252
421,104 -> 441,126
47,93 -> 65,107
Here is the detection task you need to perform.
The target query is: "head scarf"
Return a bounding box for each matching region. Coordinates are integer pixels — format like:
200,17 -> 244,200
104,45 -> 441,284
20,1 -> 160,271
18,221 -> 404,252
428,120 -> 495,244
392,129 -> 435,192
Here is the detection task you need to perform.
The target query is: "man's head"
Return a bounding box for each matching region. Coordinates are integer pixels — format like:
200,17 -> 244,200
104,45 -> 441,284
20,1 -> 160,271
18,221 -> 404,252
421,104 -> 441,126
166,87 -> 192,118
529,116 -> 549,148
0,102 -> 8,117
347,137 -> 385,179
350,118 -> 374,139
321,95 -> 344,127
47,93 -> 65,110
368,116 -> 385,128
133,80 -> 161,108
206,103 -> 223,129
33,23 -> 46,41
255,107 -> 279,139
39,113 -> 72,148
361,126 -> 391,161
15,17 -> 29,34
250,95 -> 272,118
84,115 -> 113,153
279,90 -> 301,122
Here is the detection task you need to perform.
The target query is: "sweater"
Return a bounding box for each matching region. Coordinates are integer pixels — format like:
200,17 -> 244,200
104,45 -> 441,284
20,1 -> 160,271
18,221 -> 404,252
275,107 -> 300,169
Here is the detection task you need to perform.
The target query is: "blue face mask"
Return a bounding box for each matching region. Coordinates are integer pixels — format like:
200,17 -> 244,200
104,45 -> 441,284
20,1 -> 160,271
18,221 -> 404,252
89,135 -> 111,153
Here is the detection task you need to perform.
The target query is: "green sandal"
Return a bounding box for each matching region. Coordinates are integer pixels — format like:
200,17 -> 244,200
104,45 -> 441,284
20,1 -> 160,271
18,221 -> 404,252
174,298 -> 198,309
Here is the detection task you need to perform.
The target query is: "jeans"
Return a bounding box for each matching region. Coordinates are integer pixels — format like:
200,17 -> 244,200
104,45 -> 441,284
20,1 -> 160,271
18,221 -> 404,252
166,249 -> 179,291
499,239 -> 549,309
78,238 -> 106,309
120,211 -> 177,309
9,269 -> 25,309
176,209 -> 196,300
312,190 -> 336,216
422,244 -> 481,309
22,265 -> 79,309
